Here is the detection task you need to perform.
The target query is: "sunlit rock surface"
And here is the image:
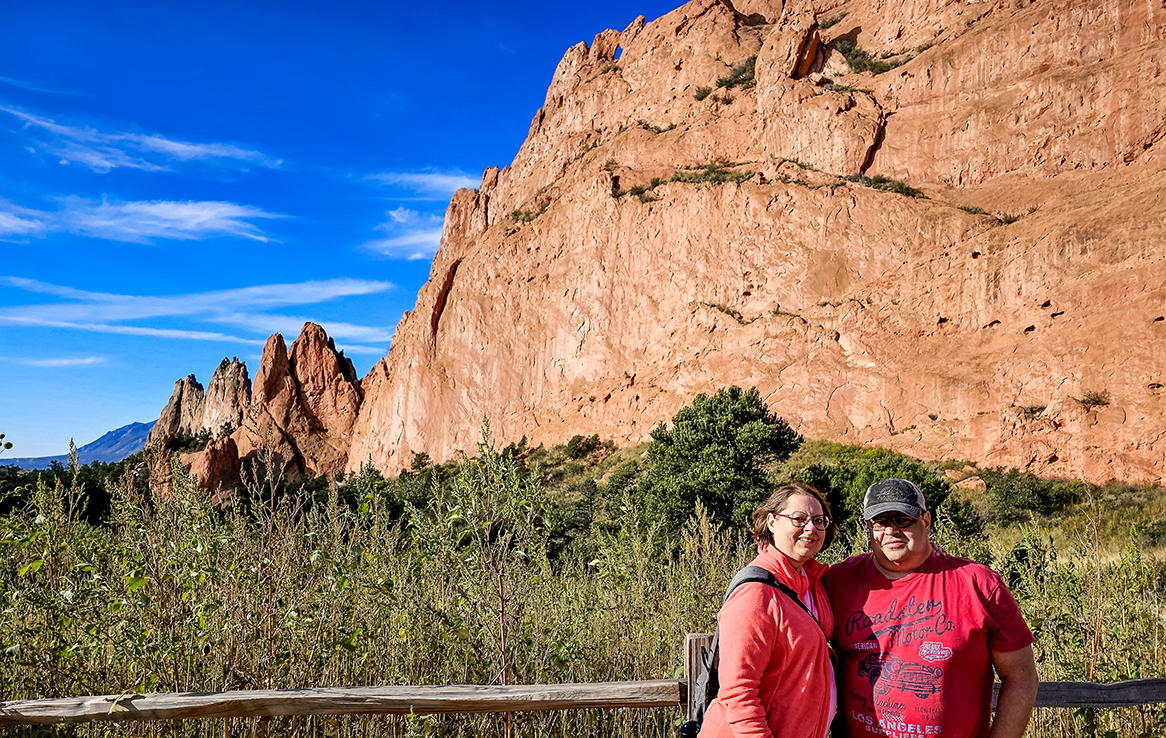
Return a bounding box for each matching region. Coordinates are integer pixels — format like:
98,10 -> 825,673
344,0 -> 1166,483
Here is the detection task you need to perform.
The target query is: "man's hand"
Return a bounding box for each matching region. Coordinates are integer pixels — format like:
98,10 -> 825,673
989,644 -> 1038,738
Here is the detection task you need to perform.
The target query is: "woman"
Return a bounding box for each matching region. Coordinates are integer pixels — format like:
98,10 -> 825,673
699,483 -> 836,738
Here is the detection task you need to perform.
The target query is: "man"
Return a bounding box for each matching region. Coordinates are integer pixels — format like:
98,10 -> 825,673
823,479 -> 1038,738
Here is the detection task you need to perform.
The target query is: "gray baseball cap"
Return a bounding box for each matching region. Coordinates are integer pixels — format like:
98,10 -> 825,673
863,478 -> 927,519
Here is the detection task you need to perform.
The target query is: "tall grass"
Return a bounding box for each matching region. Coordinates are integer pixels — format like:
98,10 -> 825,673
0,434 -> 749,737
1000,525 -> 1166,738
1,433 -> 1164,737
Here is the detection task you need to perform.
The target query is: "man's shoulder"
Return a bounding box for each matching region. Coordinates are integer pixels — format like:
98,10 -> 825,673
927,551 -> 1007,590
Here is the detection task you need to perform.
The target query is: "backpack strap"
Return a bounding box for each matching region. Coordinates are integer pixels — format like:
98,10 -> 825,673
726,565 -> 812,616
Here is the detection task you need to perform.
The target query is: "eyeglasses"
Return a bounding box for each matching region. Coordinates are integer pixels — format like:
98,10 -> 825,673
870,514 -> 918,531
775,513 -> 831,530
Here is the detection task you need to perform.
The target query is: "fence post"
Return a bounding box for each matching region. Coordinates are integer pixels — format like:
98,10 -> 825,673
684,633 -> 713,720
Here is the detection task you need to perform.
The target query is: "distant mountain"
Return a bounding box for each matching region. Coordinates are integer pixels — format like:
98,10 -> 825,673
3,421 -> 156,470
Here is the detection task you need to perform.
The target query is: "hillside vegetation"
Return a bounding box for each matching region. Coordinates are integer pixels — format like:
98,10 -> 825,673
1,389 -> 1164,737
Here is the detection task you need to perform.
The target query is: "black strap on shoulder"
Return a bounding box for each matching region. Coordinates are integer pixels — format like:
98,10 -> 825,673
724,565 -> 813,619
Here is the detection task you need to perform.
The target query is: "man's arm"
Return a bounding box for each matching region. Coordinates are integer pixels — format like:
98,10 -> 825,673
989,644 -> 1038,738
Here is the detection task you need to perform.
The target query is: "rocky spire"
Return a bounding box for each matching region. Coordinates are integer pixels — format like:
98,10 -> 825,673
193,357 -> 251,437
146,374 -> 204,446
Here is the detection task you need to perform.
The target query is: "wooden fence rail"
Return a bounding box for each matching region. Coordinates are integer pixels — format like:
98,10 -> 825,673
0,680 -> 682,726
2,634 -> 1165,727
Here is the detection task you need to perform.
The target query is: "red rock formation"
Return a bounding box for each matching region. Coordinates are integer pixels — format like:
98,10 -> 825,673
194,358 -> 250,437
146,374 -> 204,446
146,359 -> 251,450
253,323 -> 362,477
180,323 -> 363,491
181,435 -> 241,500
346,0 -> 1166,484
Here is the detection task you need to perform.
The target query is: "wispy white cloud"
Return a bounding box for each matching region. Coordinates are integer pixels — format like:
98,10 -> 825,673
363,231 -> 444,260
203,310 -> 396,343
0,75 -> 74,95
361,206 -> 444,260
14,320 -> 266,344
0,197 -> 284,243
367,169 -> 478,197
0,201 -> 48,237
0,276 -> 392,322
0,277 -> 395,353
335,343 -> 390,355
51,141 -> 162,172
59,198 -> 283,243
18,356 -> 103,367
1,106 -> 281,173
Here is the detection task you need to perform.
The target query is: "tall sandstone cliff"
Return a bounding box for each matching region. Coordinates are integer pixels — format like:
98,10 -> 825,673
345,0 -> 1166,483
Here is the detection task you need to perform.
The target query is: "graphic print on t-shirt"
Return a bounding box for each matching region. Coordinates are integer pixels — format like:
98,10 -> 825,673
857,654 -> 943,699
918,641 -> 952,663
844,593 -> 955,648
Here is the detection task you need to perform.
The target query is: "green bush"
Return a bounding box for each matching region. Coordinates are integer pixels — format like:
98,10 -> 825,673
1081,389 -> 1111,408
833,40 -> 909,74
510,204 -> 549,223
0,446 -> 146,527
693,86 -> 711,101
640,122 -> 676,134
787,445 -> 979,542
706,303 -> 745,322
842,173 -> 926,198
716,55 -> 756,90
170,427 -> 213,453
980,468 -> 1088,524
565,433 -> 600,459
614,164 -> 752,203
670,160 -> 754,185
818,12 -> 847,30
824,83 -> 871,94
637,386 -> 801,535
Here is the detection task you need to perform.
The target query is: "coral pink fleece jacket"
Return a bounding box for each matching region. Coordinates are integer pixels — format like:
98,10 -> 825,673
698,544 -> 835,738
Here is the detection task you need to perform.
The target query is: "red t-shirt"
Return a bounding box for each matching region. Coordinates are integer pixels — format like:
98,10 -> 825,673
823,552 -> 1033,738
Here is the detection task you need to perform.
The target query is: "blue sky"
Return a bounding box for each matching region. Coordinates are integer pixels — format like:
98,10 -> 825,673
1,0 -> 678,457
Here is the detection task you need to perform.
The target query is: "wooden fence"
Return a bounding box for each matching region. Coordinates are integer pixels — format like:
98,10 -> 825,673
2,634 -> 1165,727
0,681 -> 682,726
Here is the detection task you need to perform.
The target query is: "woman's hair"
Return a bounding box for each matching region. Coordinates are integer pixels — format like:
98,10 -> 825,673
750,482 -> 835,549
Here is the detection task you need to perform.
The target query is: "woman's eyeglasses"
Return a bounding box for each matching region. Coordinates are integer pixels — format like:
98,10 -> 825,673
776,513 -> 831,530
